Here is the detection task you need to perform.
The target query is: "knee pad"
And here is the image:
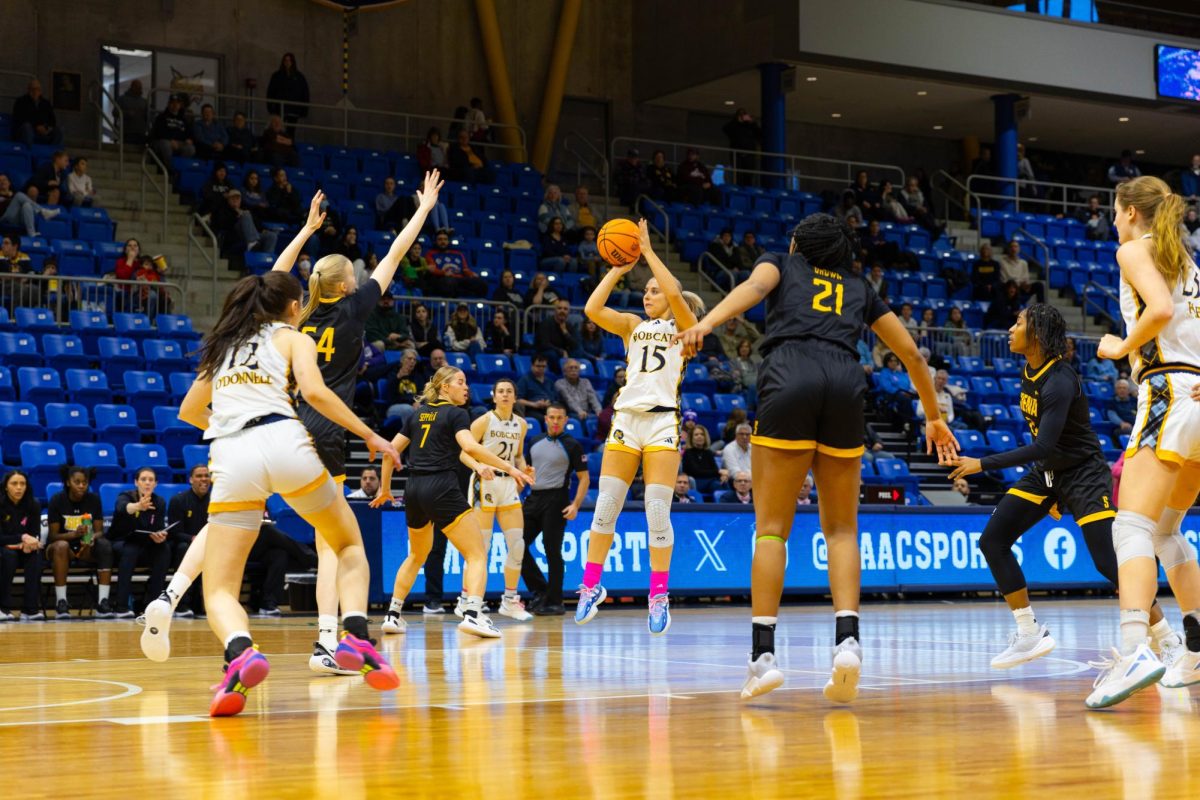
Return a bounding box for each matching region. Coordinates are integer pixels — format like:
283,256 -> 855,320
287,476 -> 341,515
1113,510 -> 1157,566
503,528 -> 525,570
209,508 -> 264,531
1153,530 -> 1196,570
91,537 -> 113,569
643,484 -> 675,548
591,475 -> 630,535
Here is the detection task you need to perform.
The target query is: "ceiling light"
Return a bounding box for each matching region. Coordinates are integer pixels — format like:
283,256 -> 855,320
932,124 -> 943,130
723,100 -> 735,106
917,90 -> 928,96
831,112 -> 842,118
806,76 -> 818,82
1118,116 -> 1130,122
1135,149 -> 1145,154
1028,137 -> 1038,142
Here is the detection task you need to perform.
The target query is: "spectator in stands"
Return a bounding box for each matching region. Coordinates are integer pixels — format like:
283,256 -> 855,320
12,79 -> 63,146
408,303 -> 437,356
0,234 -> 30,274
723,108 -> 762,186
1107,149 -> 1141,186
192,103 -> 228,159
597,365 -> 626,440
1182,154 -> 1200,204
65,156 -> 96,208
447,129 -> 492,184
260,114 -> 300,169
425,228 -> 488,296
485,308 -> 516,354
516,354 -> 556,421
672,473 -> 699,504
331,225 -> 364,267
717,408 -> 746,448
117,79 -> 149,144
917,369 -> 957,429
647,150 -> 677,202
240,170 -> 269,222
682,425 -> 727,496
675,148 -> 721,206
110,468 -> 171,618
970,145 -> 994,195
717,471 -> 753,504
492,268 -> 525,307
850,171 -> 880,219
730,338 -> 761,399
898,303 -> 920,336
857,332 -> 874,376
166,465 -> 210,617
346,468 -> 380,501
114,237 -> 143,282
940,306 -> 970,356
722,423 -> 752,477
555,358 -> 601,422
576,225 -> 603,283
680,410 -> 698,447
40,257 -> 77,315
1063,336 -> 1083,373
266,52 -> 310,137
999,240 -> 1045,302
444,302 -> 486,357
717,316 -> 760,359
863,424 -> 889,463
537,298 -> 581,363
797,474 -> 814,505
573,186 -> 602,233
524,271 -> 561,307
134,253 -> 169,317
33,150 -> 71,207
212,189 -> 277,257
225,111 -> 256,163
875,352 -> 917,425
375,176 -> 411,231
952,477 -> 972,502
199,162 -> 233,216
615,148 -> 650,209
834,189 -> 863,226
1076,194 -> 1113,241
0,470 -> 45,621
1016,143 -> 1038,199
383,348 -> 422,430
580,318 -> 605,361
394,241 -> 426,290
465,97 -> 490,141
365,292 -> 414,351
150,94 -> 195,167
984,280 -> 1023,330
537,185 -> 574,233
899,175 -> 942,237
734,230 -> 765,275
879,181 -> 913,224
866,263 -> 888,300
972,242 -> 1003,301
0,173 -> 59,236
46,466 -> 113,618
706,228 -> 742,281
0,233 -> 35,307
860,219 -> 900,268
540,216 -> 577,272
1086,349 -> 1120,383
1107,378 -> 1137,436
266,168 -> 303,225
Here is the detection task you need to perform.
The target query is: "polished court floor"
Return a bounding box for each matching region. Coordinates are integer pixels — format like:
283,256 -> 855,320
1,599 -> 1198,799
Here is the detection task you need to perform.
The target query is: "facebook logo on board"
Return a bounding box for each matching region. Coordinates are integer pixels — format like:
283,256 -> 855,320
1043,527 -> 1077,571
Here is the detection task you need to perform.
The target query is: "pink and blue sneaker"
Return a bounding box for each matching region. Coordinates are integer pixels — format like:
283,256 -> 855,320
334,633 -> 401,690
209,646 -> 270,717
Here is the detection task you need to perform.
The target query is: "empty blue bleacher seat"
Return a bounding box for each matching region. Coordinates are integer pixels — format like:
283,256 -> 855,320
74,441 -> 127,485
96,337 -> 141,388
142,339 -> 190,374
0,366 -> 13,401
0,401 -> 44,458
65,368 -> 112,406
16,366 -> 61,405
123,371 -> 169,419
123,443 -> 169,479
94,404 -> 140,449
44,403 -> 92,450
42,333 -> 90,370
20,441 -> 67,498
0,332 -> 42,367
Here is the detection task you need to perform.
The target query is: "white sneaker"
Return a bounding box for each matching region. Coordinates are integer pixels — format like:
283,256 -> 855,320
991,625 -> 1056,669
309,642 -> 357,676
1160,648 -> 1200,689
1085,641 -> 1165,709
139,596 -> 174,663
422,604 -> 445,615
38,207 -> 60,220
741,652 -> 785,700
381,611 -> 407,635
453,594 -> 467,619
498,595 -> 533,622
0,611 -> 12,622
458,612 -> 502,639
823,637 -> 863,704
1157,631 -> 1185,669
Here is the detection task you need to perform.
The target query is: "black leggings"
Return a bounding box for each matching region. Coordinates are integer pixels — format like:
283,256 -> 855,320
978,493 -> 1118,596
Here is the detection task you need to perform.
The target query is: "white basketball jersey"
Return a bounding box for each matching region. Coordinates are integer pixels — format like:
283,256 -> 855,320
615,317 -> 686,412
480,410 -> 523,465
205,322 -> 298,439
1119,236 -> 1200,382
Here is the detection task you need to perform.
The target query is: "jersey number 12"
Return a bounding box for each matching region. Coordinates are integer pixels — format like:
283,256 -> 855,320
812,278 -> 844,315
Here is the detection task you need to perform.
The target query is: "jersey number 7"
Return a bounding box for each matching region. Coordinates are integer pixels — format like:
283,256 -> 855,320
812,278 -> 844,315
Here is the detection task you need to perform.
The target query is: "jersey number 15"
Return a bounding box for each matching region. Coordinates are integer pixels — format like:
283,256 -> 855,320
639,343 -> 668,374
812,278 -> 844,315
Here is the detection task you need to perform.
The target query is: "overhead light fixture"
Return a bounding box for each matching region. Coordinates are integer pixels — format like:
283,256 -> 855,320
806,76 -> 818,82
1135,148 -> 1145,154
1028,136 -> 1038,142
831,112 -> 842,118
917,90 -> 928,96
723,100 -> 735,106
932,124 -> 943,130
1118,116 -> 1130,122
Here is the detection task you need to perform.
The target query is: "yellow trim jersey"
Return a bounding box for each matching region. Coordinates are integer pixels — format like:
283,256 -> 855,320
480,410 -> 523,466
204,322 -> 298,439
615,317 -> 686,412
1119,236 -> 1200,382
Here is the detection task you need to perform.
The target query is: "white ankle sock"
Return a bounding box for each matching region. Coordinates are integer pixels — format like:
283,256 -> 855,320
54,585 -> 67,603
388,597 -> 403,615
165,573 -> 192,607
318,614 -> 338,651
97,584 -> 110,602
1119,609 -> 1150,655
464,596 -> 483,618
1150,617 -> 1173,646
1012,606 -> 1038,636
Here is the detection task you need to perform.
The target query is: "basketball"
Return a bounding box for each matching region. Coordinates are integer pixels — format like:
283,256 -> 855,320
597,218 -> 641,266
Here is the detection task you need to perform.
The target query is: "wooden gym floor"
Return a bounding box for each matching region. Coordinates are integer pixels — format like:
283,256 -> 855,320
0,600 -> 1198,799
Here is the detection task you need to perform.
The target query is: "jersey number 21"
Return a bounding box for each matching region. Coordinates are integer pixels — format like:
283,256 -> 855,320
812,278 -> 844,315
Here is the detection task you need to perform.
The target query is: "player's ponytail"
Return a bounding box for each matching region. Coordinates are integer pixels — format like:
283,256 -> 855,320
1116,176 -> 1191,289
198,272 -> 301,380
422,366 -> 463,403
681,291 -> 706,319
300,254 -> 352,325
789,213 -> 858,272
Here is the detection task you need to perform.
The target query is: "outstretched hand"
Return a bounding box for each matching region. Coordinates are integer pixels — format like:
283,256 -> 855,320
636,218 -> 654,262
366,433 -> 401,465
304,190 -> 327,232
369,492 -> 396,509
925,419 -> 960,464
673,321 -> 712,358
417,169 -> 444,211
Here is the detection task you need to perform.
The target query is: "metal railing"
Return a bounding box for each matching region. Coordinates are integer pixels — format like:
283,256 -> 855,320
389,295 -> 522,350
1013,227 -> 1052,288
561,130 -> 610,220
0,273 -> 184,321
965,173 -> 1115,219
139,146 -> 170,241
977,329 -> 1102,366
696,251 -> 737,297
88,81 -> 124,179
146,87 -> 527,159
186,213 -> 221,316
931,169 -> 970,223
635,194 -> 670,248
1081,280 -> 1121,332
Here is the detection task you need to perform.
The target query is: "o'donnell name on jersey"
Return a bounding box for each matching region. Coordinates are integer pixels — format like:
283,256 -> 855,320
215,371 -> 273,389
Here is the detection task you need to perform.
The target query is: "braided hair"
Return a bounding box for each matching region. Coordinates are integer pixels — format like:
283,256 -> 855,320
789,213 -> 859,272
1022,302 -> 1067,360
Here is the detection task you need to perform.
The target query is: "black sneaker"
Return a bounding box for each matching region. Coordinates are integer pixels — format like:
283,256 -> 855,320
534,603 -> 565,616
255,606 -> 282,618
174,605 -> 194,619
95,598 -> 114,619
114,608 -> 136,620
55,599 -> 70,619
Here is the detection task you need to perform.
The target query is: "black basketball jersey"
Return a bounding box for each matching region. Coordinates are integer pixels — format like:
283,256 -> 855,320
298,280 -> 382,404
402,401 -> 472,474
755,252 -> 891,358
981,357 -> 1101,473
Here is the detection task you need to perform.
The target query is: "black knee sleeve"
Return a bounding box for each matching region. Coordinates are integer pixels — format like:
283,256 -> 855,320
92,538 -> 113,570
979,495 -> 1048,596
1080,517 -> 1119,588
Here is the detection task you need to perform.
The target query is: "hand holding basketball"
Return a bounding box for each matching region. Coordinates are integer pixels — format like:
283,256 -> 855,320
597,218 -> 641,266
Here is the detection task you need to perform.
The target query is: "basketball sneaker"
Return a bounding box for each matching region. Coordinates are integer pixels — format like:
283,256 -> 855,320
422,604 -> 445,615
114,608 -> 135,620
453,593 -> 467,619
54,599 -> 70,620
647,593 -> 671,635
174,606 -> 195,619
1085,642 -> 1165,709
94,598 -> 114,619
498,594 -> 533,622
574,584 -> 607,625
334,633 -> 401,690
1160,648 -> 1200,689
140,594 -> 174,662
741,651 -> 785,699
309,642 -> 358,676
823,637 -> 863,704
0,611 -> 11,622
381,611 -> 406,634
21,611 -> 44,621
457,612 -> 502,638
209,646 -> 270,717
991,625 -> 1056,669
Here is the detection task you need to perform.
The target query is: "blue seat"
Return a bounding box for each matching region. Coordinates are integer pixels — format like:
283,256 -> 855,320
44,403 -> 93,450
65,368 -> 112,406
72,442 -> 123,486
20,441 -> 67,499
0,332 -> 42,367
681,392 -> 713,414
524,417 -> 543,439
475,354 -> 514,379
99,483 -> 126,515
96,337 -> 141,388
999,465 -> 1029,485
682,362 -> 716,394
986,429 -> 1017,452
0,366 -> 12,401
713,393 -> 746,414
167,372 -> 193,403
245,251 -> 275,274
182,444 -> 210,470
51,239 -> 96,276
969,376 -> 1003,403
0,401 -> 43,459
41,333 -> 90,371
14,306 -> 58,334
113,312 -> 154,341
16,366 -> 61,405
123,371 -> 169,419
468,383 -> 493,406
563,418 -> 585,439
156,314 -> 199,343
956,429 -> 990,456
123,443 -> 170,479
153,406 -> 199,465
68,310 -> 109,353
94,404 -> 140,450
142,339 -> 190,374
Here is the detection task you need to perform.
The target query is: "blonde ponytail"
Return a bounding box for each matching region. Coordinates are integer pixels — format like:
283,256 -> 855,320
1116,176 -> 1191,289
421,366 -> 462,403
299,254 -> 352,324
681,290 -> 706,318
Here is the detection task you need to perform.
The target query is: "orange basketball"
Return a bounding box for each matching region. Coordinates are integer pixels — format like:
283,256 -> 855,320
597,218 -> 641,266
